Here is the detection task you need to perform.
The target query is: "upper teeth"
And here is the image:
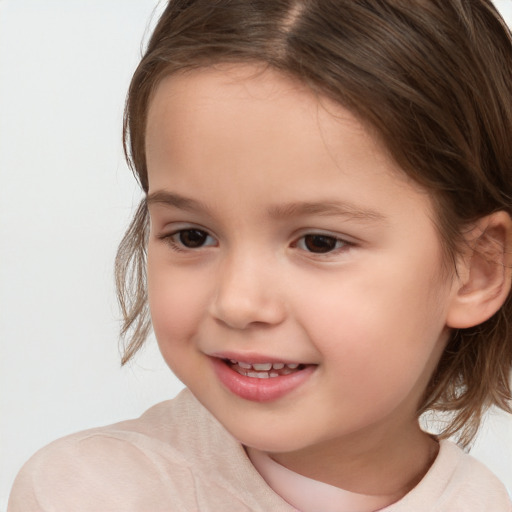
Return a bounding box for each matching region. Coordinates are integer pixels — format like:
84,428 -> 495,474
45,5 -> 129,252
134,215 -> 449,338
230,360 -> 299,370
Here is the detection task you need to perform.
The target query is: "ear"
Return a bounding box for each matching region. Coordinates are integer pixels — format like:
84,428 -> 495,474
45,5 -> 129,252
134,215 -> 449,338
447,211 -> 512,329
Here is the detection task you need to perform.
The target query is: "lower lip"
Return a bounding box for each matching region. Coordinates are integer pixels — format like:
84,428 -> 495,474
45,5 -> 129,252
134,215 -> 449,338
211,357 -> 316,402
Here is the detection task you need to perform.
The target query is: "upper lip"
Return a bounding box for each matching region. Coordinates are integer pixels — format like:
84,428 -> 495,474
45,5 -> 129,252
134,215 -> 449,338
209,351 -> 311,365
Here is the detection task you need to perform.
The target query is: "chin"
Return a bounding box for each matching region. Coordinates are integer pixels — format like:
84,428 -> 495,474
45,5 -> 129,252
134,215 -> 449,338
219,415 -> 320,453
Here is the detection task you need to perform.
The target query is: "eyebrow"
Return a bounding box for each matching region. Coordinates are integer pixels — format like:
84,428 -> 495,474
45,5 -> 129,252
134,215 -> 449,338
146,190 -> 212,214
267,201 -> 386,223
146,190 -> 386,223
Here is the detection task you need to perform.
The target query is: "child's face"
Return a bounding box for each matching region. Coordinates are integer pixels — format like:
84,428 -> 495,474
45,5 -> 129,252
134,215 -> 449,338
145,64 -> 456,454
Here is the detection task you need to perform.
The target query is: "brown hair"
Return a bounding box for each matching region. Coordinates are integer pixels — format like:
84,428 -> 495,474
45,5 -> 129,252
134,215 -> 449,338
116,0 -> 512,446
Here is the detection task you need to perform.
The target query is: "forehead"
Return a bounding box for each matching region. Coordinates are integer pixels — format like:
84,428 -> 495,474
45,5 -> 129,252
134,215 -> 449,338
147,64 -> 377,146
145,64 -> 431,217
147,65 -> 402,175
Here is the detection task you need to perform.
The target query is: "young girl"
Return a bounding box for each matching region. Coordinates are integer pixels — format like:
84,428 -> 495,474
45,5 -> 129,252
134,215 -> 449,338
8,0 -> 512,510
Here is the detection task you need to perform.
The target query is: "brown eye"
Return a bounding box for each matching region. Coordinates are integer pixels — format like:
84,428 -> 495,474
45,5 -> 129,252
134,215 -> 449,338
302,234 -> 343,253
178,229 -> 210,248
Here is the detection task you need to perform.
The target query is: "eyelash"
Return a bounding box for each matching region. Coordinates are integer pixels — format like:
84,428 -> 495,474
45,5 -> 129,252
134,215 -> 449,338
293,234 -> 350,254
160,229 -> 217,253
159,228 -> 352,255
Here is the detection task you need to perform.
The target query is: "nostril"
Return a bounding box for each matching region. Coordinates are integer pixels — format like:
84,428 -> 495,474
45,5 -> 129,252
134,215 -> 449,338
208,264 -> 286,329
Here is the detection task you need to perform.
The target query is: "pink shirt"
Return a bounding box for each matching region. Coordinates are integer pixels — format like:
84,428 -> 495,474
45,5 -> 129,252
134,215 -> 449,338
9,389 -> 512,511
247,445 -> 404,512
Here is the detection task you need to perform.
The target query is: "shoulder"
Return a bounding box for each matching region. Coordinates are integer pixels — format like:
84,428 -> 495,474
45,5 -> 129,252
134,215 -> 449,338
445,442 -> 512,510
387,440 -> 512,512
7,390 -> 202,511
8,389 -> 293,512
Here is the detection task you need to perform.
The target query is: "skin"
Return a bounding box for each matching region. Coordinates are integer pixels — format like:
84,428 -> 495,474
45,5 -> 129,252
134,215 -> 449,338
145,64 -> 462,501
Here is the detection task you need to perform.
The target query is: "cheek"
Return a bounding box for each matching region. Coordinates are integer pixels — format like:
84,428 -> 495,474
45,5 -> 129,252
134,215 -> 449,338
147,252 -> 208,349
294,262 -> 450,396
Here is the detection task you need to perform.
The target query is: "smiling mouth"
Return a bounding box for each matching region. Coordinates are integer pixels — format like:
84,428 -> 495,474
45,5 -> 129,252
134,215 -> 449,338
213,356 -> 316,401
225,359 -> 307,378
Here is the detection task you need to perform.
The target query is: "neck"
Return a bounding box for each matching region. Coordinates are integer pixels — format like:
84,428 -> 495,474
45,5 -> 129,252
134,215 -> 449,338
269,421 -> 438,500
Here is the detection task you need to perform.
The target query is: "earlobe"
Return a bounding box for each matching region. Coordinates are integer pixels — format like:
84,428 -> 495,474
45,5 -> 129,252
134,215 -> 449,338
447,211 -> 512,329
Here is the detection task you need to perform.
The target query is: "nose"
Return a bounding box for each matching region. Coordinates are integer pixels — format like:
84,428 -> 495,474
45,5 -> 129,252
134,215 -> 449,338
208,251 -> 286,330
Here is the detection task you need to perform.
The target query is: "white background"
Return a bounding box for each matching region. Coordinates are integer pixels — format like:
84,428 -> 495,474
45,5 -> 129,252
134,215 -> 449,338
1,1 -> 511,509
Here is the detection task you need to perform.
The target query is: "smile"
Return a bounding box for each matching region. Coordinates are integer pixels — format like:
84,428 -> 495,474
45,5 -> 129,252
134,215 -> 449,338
211,356 -> 316,402
227,360 -> 304,378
